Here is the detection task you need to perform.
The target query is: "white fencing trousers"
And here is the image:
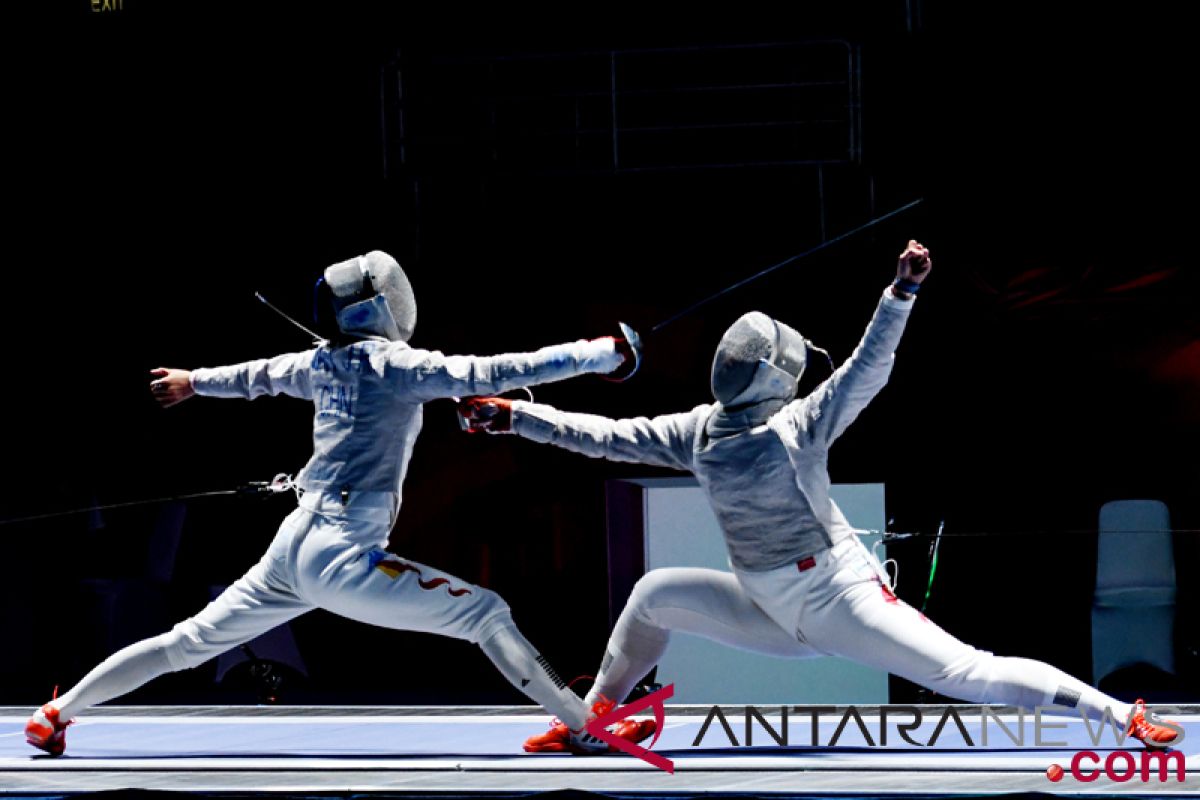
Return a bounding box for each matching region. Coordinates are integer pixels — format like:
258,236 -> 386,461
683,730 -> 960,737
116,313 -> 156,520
55,505 -> 511,720
592,536 -> 1128,723
586,567 -> 815,706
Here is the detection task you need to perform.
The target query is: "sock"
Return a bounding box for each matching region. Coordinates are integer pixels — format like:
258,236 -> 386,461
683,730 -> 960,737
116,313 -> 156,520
584,611 -> 669,707
479,623 -> 590,731
946,655 -> 1132,725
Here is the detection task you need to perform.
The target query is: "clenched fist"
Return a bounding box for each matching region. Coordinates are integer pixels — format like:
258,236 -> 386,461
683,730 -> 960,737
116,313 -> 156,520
896,239 -> 932,285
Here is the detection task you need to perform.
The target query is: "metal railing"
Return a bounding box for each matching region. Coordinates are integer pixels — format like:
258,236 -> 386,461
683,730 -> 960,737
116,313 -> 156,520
385,41 -> 862,176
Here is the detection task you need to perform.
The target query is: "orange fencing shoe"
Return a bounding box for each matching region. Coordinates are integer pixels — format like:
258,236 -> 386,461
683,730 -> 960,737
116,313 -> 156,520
613,716 -> 657,745
1126,699 -> 1181,748
26,703 -> 71,757
523,718 -> 607,754
524,696 -> 614,755
523,696 -> 659,755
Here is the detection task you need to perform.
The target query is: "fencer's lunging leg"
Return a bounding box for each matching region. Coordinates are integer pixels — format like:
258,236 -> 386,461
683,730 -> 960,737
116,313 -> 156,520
305,539 -> 598,729
810,582 -> 1131,721
586,600 -> 669,709
479,620 -> 592,730
754,539 -> 1133,723
52,634 -> 176,721
52,515 -> 314,721
585,568 -> 816,707
53,577 -> 311,720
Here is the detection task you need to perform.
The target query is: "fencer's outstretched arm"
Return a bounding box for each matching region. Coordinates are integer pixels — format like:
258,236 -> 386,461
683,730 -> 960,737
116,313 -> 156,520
504,401 -> 704,470
383,338 -> 626,402
786,240 -> 930,447
151,350 -> 318,407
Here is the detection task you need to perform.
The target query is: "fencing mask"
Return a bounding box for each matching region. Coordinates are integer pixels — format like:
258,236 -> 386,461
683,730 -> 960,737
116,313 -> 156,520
317,251 -> 417,343
710,311 -> 809,407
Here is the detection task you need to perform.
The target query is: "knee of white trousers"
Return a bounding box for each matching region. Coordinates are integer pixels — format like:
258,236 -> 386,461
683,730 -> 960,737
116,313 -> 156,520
615,573 -> 674,644
159,624 -> 214,672
626,570 -> 676,628
460,589 -> 513,644
925,647 -> 1000,700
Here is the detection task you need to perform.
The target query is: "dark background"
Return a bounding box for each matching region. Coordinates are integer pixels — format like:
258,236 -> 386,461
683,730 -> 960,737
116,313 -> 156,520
2,2 -> 1196,706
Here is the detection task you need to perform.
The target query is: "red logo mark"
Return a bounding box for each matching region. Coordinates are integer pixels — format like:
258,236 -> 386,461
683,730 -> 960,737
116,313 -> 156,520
586,684 -> 675,773
796,556 -> 817,572
375,559 -> 473,596
1052,751 -> 1186,783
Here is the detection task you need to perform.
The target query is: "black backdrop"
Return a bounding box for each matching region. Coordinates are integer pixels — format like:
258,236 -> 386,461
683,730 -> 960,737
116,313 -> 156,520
2,2 -> 1196,705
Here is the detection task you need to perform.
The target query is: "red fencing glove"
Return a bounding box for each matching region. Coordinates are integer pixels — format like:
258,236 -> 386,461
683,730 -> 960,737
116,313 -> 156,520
600,322 -> 644,383
457,396 -> 514,434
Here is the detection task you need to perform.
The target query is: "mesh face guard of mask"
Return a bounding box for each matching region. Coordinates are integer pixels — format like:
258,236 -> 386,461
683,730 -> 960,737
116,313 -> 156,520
710,311 -> 810,406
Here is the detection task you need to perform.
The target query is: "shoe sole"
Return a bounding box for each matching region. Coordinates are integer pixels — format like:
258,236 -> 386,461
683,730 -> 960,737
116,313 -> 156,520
25,736 -> 64,756
26,720 -> 65,756
524,719 -> 658,756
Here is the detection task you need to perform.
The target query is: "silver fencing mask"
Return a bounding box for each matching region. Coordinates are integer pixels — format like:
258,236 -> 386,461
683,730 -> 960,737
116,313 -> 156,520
710,311 -> 809,407
322,251 -> 417,342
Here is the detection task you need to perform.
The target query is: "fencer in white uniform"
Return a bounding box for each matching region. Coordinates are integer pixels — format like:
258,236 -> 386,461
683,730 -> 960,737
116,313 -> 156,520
459,241 -> 1178,749
26,251 -> 644,756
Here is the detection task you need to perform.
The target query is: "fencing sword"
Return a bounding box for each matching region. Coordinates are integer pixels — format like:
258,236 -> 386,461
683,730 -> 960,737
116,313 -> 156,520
0,474 -> 298,528
649,198 -> 924,335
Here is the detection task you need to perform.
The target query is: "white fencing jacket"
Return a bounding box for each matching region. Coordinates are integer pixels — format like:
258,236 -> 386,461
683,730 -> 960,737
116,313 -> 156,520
511,288 -> 915,571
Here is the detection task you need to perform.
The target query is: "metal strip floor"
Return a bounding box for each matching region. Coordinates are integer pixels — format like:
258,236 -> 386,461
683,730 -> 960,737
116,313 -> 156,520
1,705 -> 1196,796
